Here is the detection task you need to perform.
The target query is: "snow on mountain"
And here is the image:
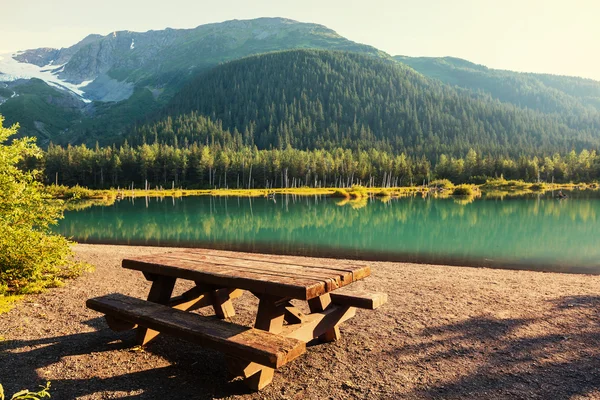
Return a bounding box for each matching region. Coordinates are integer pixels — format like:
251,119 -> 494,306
0,53 -> 92,102
0,83 -> 17,106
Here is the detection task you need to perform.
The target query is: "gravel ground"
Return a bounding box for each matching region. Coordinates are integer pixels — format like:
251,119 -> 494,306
1,244 -> 600,399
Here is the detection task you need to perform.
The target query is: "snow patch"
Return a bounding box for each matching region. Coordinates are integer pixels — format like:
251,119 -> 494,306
0,83 -> 16,106
0,53 -> 92,102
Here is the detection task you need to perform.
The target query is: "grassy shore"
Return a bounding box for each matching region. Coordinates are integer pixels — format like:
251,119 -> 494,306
47,178 -> 598,205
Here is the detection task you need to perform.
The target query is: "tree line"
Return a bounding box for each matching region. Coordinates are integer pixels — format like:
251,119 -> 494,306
43,141 -> 600,189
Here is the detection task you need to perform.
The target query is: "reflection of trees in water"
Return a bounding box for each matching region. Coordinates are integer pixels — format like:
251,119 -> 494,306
57,196 -> 600,264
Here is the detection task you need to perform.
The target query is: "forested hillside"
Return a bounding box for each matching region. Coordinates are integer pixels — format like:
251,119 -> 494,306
130,50 -> 600,158
395,56 -> 600,116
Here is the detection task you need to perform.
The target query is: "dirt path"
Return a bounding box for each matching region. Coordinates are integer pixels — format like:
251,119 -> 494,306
1,244 -> 600,399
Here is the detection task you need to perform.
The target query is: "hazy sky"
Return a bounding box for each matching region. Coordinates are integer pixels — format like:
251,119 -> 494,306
1,0 -> 599,80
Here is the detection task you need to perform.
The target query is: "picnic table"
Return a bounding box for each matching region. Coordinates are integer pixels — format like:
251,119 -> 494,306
87,249 -> 387,390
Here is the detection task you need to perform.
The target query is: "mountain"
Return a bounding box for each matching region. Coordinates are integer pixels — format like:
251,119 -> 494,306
2,18 -> 600,154
130,50 -> 600,157
394,56 -> 600,116
0,18 -> 386,144
0,79 -> 87,142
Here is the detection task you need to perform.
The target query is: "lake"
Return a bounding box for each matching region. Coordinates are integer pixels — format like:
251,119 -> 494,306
55,191 -> 600,274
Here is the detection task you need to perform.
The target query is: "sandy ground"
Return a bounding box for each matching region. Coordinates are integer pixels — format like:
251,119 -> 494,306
1,244 -> 600,399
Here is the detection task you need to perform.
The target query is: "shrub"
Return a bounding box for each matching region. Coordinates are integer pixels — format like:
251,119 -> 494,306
529,183 -> 547,191
373,189 -> 391,197
452,185 -> 475,196
330,189 -> 350,198
46,184 -> 90,199
0,381 -> 51,399
348,185 -> 368,198
429,179 -> 454,189
0,116 -> 81,296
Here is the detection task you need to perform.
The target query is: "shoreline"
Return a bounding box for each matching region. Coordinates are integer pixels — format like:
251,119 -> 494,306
50,179 -> 599,202
2,243 -> 600,399
67,240 -> 600,276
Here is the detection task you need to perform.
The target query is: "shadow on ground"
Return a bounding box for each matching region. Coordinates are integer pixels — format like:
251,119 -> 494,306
0,317 -> 253,399
393,296 -> 600,399
3,296 -> 600,399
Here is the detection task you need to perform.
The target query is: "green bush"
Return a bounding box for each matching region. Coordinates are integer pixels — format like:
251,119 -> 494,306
452,185 -> 475,196
45,184 -> 95,200
373,189 -> 391,197
348,185 -> 368,198
529,183 -> 547,191
0,116 -> 81,296
330,189 -> 350,198
429,179 -> 454,189
0,381 -> 51,399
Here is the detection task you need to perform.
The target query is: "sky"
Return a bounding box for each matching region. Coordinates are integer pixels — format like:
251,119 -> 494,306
1,0 -> 599,80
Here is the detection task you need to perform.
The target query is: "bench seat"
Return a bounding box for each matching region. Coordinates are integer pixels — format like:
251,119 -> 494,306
86,293 -> 305,369
330,290 -> 387,309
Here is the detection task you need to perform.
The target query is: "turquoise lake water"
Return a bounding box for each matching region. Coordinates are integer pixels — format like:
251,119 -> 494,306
55,191 -> 600,274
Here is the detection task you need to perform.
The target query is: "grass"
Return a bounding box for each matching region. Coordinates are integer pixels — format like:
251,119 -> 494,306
0,260 -> 93,316
0,295 -> 24,314
49,179 -> 599,204
479,178 -> 599,198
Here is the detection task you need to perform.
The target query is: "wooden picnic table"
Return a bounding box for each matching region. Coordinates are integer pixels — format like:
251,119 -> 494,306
87,249 -> 387,390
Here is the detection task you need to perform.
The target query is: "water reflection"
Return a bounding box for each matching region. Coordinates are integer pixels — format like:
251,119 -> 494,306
55,192 -> 600,274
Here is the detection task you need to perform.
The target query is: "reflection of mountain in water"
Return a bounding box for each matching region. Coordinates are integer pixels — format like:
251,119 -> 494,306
56,193 -> 600,273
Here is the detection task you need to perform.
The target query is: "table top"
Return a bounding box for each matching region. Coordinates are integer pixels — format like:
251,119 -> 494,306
123,249 -> 371,300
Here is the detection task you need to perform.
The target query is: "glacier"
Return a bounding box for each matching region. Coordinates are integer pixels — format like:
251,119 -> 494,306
0,53 -> 92,102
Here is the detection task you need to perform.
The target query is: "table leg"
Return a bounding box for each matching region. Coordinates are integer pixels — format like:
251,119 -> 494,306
231,295 -> 288,391
209,288 -> 236,319
308,293 -> 341,342
136,274 -> 176,346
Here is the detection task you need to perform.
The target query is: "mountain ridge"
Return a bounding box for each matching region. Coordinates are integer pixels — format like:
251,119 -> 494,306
395,55 -> 600,115
0,18 -> 387,144
1,18 -> 599,154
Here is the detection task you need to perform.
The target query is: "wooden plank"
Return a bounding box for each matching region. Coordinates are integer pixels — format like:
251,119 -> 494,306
307,293 -> 338,343
210,287 -> 236,319
137,276 -> 176,345
123,257 -> 326,300
183,249 -> 369,276
281,305 -> 356,343
308,293 -> 332,313
254,295 -> 287,334
233,295 -> 289,390
284,305 -> 307,324
330,290 -> 388,310
124,250 -> 372,300
162,254 -> 347,292
168,288 -> 243,311
246,368 -> 274,391
152,255 -> 332,287
322,326 -> 341,342
105,315 -> 136,332
86,293 -> 305,369
173,253 -> 354,282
